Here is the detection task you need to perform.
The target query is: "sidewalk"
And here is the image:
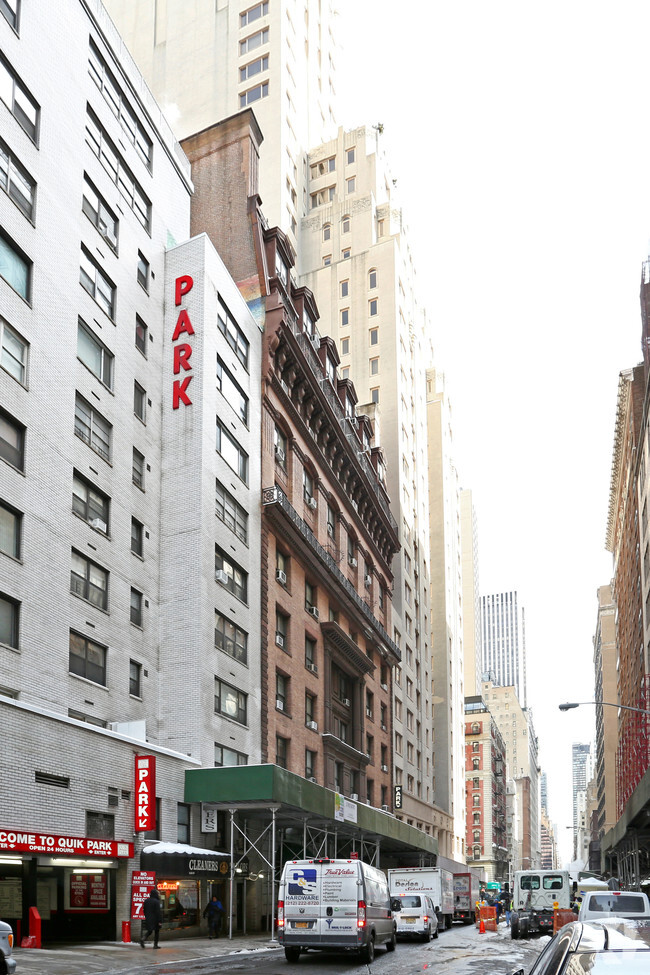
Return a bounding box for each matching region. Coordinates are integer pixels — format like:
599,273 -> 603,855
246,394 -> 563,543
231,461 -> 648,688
11,933 -> 281,974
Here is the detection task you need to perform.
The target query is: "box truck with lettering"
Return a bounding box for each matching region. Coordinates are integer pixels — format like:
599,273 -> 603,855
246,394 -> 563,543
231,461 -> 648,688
387,866 -> 454,931
510,869 -> 572,938
277,858 -> 398,963
453,871 -> 480,924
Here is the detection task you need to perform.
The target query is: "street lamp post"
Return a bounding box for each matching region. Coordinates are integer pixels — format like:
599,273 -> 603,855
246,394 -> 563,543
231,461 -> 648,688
559,701 -> 650,716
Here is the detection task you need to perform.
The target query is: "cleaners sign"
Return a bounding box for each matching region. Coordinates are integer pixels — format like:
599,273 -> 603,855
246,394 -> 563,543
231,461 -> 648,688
135,755 -> 156,833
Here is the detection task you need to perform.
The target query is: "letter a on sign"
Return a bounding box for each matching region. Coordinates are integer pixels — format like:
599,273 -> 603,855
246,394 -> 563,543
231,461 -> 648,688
134,755 -> 156,833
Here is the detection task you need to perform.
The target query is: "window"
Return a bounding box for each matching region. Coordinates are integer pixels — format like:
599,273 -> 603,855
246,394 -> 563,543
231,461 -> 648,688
0,53 -> 38,141
322,254 -> 331,267
239,81 -> 269,107
370,328 -> 378,346
214,678 -> 247,724
80,246 -> 115,319
305,635 -> 316,670
131,517 -> 143,557
217,420 -> 248,483
305,581 -> 317,613
326,355 -> 336,383
72,472 -> 109,531
82,174 -> 117,250
0,317 -> 27,384
74,395 -> 111,462
215,743 -> 248,766
77,319 -> 113,388
305,749 -> 316,779
371,387 -> 379,404
340,279 -> 349,298
240,55 -> 268,81
215,611 -> 248,664
310,186 -> 335,208
217,357 -> 249,424
310,156 -> 335,177
240,2 -> 268,27
369,298 -> 378,316
346,177 -> 355,194
88,39 -> 153,168
71,550 -> 108,610
134,382 -> 146,422
340,338 -> 349,355
341,216 -> 350,233
369,269 -> 377,289
276,610 -> 289,647
0,500 -> 20,559
240,27 -> 269,54
276,672 -> 289,712
323,223 -> 331,241
0,136 -> 34,219
137,252 -> 149,291
0,0 -> 19,30
370,357 -> 379,376
217,296 -> 249,368
177,803 -> 190,844
0,226 -> 30,299
327,504 -> 336,537
305,692 -> 316,725
135,316 -> 147,355
215,479 -> 248,542
340,309 -> 349,328
69,631 -> 106,685
303,469 -> 315,504
132,448 -> 145,489
274,425 -> 287,466
129,659 -> 142,696
342,247 -> 351,260
130,589 -> 143,627
215,546 -> 247,602
276,735 -> 288,768
0,592 -> 18,649
85,108 -> 151,231
346,147 -> 355,165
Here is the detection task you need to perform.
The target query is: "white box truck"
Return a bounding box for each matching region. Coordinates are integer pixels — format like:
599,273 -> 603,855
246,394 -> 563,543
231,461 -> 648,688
511,869 -> 572,938
277,857 -> 398,963
388,866 -> 455,931
453,871 -> 480,924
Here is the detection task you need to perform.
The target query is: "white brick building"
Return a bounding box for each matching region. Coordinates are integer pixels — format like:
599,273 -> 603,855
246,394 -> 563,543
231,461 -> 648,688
0,0 -> 261,941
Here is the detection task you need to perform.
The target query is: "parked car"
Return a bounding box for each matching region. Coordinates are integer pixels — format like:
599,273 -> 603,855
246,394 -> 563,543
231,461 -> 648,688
0,919 -> 16,974
393,893 -> 439,942
509,918 -> 650,975
578,890 -> 650,921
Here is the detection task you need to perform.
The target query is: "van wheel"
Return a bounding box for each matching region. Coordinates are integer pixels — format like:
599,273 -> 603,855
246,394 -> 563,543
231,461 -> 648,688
433,922 -> 439,940
386,929 -> 396,952
422,925 -> 431,943
361,935 -> 375,964
285,947 -> 301,963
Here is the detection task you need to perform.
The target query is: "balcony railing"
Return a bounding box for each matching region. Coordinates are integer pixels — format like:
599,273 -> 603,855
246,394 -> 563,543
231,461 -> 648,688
263,485 -> 400,662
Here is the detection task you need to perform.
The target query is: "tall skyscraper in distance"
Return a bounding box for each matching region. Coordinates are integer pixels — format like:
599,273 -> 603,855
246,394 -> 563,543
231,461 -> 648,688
481,591 -> 527,707
572,742 -> 591,834
102,0 -> 337,256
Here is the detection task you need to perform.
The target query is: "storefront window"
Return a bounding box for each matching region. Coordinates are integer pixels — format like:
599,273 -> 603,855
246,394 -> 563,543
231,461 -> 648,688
157,880 -> 200,929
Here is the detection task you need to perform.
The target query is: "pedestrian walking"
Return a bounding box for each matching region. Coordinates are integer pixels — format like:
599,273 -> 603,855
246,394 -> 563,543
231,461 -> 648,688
203,894 -> 225,938
140,888 -> 163,949
501,885 -> 512,926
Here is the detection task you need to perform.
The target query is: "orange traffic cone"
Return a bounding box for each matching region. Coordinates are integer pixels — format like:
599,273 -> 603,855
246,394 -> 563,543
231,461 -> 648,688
479,916 -> 485,934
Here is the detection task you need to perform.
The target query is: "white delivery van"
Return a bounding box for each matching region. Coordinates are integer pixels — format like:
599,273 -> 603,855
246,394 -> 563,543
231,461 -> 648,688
393,892 -> 438,941
277,857 -> 398,963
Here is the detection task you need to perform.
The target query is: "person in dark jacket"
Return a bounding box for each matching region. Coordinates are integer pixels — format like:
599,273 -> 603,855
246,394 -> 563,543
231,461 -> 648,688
141,888 -> 163,948
203,895 -> 224,938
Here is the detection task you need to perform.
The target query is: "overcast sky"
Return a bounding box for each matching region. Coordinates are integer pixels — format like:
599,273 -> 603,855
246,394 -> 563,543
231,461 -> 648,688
336,1 -> 650,865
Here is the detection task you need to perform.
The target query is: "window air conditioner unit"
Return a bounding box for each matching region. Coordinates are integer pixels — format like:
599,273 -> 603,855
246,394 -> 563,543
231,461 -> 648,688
381,764 -> 389,772
364,575 -> 372,588
381,723 -> 387,731
307,662 -> 318,674
309,776 -> 317,783
307,496 -> 317,510
327,524 -> 334,537
276,569 -> 287,584
276,699 -> 284,711
275,634 -> 285,648
381,804 -> 390,812
350,793 -> 358,801
307,720 -> 318,731
275,445 -> 285,463
308,606 -> 320,620
343,698 -> 351,707
380,683 -> 388,691
366,708 -> 372,718
216,569 -> 229,584
348,557 -> 357,568
90,518 -> 107,532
